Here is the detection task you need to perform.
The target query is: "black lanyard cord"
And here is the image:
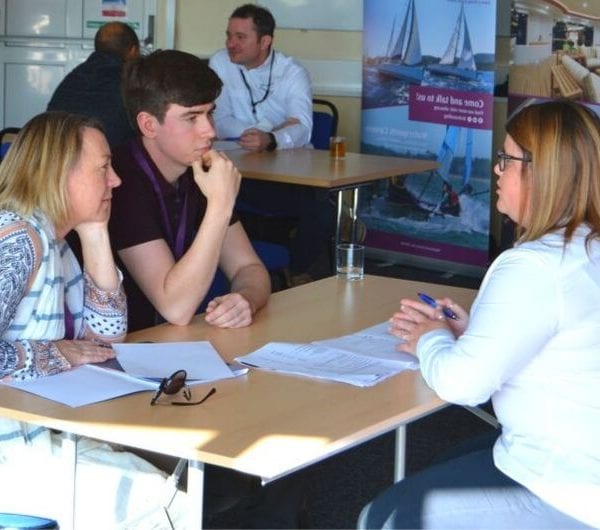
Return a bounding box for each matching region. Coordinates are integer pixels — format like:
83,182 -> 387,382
239,52 -> 275,117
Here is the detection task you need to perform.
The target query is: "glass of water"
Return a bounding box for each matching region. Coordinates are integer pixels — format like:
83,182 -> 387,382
336,243 -> 364,281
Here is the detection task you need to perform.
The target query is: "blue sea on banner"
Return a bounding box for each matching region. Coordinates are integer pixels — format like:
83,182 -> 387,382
358,173 -> 491,251
362,65 -> 495,110
360,107 -> 492,253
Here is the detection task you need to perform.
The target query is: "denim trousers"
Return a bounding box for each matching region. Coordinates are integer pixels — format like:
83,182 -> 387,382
357,434 -> 591,529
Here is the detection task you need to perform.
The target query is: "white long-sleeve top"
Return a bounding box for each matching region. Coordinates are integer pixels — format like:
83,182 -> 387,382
209,48 -> 313,149
417,226 -> 600,527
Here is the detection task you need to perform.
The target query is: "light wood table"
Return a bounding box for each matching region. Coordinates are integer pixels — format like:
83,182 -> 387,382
0,275 -> 476,529
227,148 -> 438,243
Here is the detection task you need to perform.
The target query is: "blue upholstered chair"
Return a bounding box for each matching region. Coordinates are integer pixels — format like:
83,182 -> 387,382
311,98 -> 339,150
0,127 -> 20,161
0,513 -> 58,529
251,239 -> 291,288
196,239 -> 290,311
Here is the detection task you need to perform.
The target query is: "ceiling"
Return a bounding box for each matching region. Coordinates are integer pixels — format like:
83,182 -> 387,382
515,0 -> 600,22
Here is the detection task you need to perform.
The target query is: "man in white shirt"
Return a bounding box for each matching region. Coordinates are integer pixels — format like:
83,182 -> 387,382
209,4 -> 312,151
209,4 -> 335,283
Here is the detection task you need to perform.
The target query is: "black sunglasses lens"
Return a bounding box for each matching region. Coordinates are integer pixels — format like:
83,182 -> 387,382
162,370 -> 187,395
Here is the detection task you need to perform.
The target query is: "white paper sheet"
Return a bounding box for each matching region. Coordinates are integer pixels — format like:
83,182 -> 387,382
235,322 -> 418,387
314,322 -> 416,362
5,341 -> 240,407
6,365 -> 157,407
112,341 -> 234,381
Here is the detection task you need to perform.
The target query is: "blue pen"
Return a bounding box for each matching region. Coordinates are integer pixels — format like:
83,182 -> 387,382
224,136 -> 241,141
417,292 -> 459,320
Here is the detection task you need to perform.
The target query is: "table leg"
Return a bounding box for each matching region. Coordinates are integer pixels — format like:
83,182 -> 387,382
187,460 -> 205,529
61,432 -> 78,530
464,405 -> 499,428
335,187 -> 360,246
351,187 -> 359,242
394,426 -> 406,482
335,189 -> 343,248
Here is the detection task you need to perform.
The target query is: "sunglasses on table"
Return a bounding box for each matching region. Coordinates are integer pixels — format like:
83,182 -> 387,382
150,369 -> 216,406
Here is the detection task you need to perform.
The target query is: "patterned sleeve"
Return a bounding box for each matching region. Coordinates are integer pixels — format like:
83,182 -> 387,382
0,222 -> 71,381
81,270 -> 127,343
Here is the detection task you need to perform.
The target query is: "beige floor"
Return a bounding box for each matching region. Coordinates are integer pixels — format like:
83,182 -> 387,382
509,56 -> 554,98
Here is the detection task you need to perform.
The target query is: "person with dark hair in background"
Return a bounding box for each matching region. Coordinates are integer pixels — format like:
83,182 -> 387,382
359,99 -> 600,529
210,3 -> 335,284
47,21 -> 140,149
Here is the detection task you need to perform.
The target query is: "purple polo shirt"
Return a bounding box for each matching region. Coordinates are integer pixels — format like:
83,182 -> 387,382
109,139 -> 237,331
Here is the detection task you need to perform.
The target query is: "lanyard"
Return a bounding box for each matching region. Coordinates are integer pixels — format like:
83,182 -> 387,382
131,141 -> 189,259
239,52 -> 275,118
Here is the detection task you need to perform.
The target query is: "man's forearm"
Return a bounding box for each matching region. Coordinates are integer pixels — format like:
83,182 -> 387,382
230,263 -> 271,314
271,120 -> 311,149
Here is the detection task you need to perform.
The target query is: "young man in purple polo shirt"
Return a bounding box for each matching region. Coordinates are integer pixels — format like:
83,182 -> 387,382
109,50 -> 306,528
109,49 -> 270,332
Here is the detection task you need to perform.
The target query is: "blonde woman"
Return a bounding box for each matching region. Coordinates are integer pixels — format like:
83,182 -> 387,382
0,111 -> 188,528
359,100 -> 600,529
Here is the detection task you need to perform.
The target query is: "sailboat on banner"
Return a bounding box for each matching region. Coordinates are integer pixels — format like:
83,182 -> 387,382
387,125 -> 473,220
427,2 -> 478,82
376,0 -> 424,84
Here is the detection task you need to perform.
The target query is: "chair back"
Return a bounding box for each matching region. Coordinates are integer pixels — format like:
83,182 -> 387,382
251,239 -> 290,271
0,127 -> 20,161
311,98 -> 339,150
196,269 -> 229,313
195,240 -> 290,313
0,513 -> 58,529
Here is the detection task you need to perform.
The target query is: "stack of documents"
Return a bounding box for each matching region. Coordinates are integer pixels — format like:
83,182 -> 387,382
235,322 -> 418,387
6,341 -> 244,407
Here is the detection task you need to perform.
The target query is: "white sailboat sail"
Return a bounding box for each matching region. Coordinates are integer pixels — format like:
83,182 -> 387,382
385,15 -> 397,58
457,9 -> 476,71
403,0 -> 422,66
438,4 -> 463,65
377,0 -> 423,83
390,7 -> 408,59
428,2 -> 477,80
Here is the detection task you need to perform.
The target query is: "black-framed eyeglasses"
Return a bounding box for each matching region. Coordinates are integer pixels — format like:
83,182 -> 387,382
496,150 -> 531,172
150,369 -> 216,406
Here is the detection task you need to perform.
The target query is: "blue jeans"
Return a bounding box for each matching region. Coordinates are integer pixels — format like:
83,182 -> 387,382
358,436 -> 590,529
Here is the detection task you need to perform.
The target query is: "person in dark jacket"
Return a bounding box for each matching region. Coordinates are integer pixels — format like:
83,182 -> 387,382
47,21 -> 140,149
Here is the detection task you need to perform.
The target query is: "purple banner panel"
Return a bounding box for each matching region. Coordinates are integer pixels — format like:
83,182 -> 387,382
408,85 -> 493,130
364,228 -> 489,268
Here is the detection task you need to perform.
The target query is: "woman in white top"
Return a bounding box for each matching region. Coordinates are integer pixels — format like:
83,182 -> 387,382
358,99 -> 600,529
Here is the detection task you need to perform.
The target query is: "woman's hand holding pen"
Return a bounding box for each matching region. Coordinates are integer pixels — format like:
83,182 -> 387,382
435,297 -> 469,335
389,297 -> 469,355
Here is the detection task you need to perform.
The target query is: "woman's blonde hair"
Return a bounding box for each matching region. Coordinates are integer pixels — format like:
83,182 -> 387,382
506,99 -> 600,247
0,111 -> 104,227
